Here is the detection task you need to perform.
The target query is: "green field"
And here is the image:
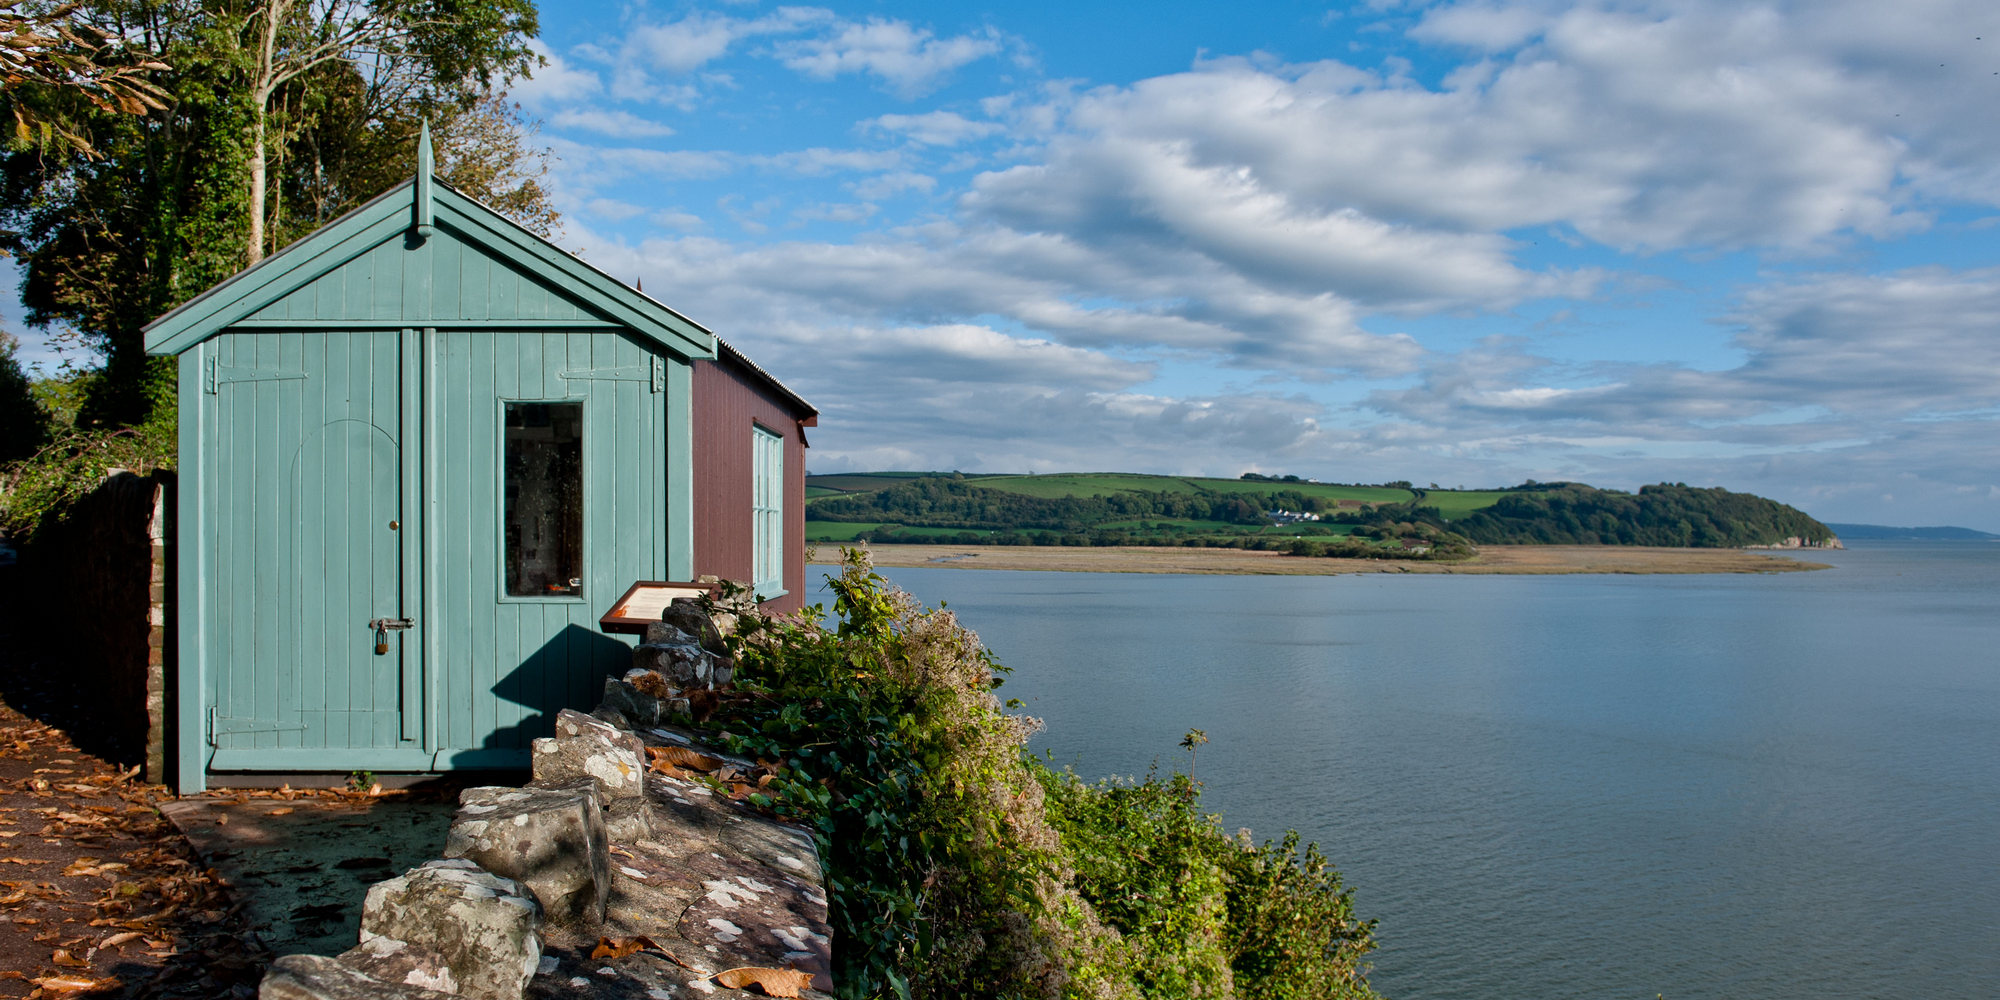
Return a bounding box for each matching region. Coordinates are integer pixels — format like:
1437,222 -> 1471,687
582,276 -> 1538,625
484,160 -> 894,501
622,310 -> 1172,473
1418,490 -> 1517,519
804,472 -> 938,493
805,520 -> 997,541
960,472 -> 1414,504
806,486 -> 844,498
1095,517 -> 1243,532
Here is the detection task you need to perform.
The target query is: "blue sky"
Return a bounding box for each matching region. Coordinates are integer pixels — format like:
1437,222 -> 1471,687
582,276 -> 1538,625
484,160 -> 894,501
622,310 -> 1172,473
18,0 -> 2000,530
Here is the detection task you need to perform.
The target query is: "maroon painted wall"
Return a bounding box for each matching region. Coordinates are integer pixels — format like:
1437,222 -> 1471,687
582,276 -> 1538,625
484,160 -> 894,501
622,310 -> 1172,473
692,358 -> 810,613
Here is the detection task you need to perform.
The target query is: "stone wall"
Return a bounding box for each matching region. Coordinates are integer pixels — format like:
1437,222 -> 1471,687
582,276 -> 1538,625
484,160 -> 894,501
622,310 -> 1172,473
15,469 -> 172,782
259,599 -> 833,1000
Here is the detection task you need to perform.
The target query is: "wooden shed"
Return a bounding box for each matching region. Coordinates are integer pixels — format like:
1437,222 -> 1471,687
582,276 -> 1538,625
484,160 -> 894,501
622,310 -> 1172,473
142,138 -> 786,792
693,341 -> 818,614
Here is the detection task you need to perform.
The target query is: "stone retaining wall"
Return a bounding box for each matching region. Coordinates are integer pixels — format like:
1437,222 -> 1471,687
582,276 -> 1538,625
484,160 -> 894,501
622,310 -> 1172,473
259,599 -> 833,1000
15,469 -> 172,782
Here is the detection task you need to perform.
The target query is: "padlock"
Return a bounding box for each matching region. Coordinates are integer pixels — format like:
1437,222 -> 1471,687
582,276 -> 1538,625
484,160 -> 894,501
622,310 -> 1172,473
368,617 -> 415,655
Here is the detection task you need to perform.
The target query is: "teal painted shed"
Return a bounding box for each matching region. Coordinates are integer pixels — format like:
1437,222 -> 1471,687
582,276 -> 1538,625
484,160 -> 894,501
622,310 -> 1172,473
145,146 -> 716,793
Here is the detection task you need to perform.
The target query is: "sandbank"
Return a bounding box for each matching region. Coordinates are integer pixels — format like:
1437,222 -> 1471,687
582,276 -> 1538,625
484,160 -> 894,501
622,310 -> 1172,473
826,544 -> 1830,576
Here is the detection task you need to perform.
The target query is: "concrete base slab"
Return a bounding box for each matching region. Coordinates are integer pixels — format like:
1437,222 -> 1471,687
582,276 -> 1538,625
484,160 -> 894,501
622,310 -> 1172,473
160,798 -> 459,955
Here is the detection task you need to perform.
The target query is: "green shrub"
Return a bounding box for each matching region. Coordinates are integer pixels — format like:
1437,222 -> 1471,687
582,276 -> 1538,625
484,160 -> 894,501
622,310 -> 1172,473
701,551 -> 1378,1000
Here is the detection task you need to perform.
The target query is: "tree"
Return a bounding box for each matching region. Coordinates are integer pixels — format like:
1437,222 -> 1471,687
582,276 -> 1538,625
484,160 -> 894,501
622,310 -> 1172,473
239,0 -> 538,261
0,0 -> 548,427
0,0 -> 169,154
0,333 -> 45,463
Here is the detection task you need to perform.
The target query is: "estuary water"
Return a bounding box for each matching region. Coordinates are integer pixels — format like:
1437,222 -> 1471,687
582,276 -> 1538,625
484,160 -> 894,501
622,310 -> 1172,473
812,543 -> 2000,1000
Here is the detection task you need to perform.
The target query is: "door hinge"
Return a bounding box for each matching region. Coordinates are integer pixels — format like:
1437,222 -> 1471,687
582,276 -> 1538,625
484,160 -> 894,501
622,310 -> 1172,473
205,357 -> 307,393
559,356 -> 665,393
207,705 -> 307,744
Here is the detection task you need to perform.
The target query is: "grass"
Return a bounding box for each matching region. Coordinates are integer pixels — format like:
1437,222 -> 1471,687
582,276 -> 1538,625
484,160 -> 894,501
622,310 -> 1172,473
1419,490 -> 1518,519
805,521 -> 889,540
806,486 -> 844,498
1096,518 -> 1244,532
804,472 -> 938,493
805,520 -> 997,541
961,472 -> 1415,504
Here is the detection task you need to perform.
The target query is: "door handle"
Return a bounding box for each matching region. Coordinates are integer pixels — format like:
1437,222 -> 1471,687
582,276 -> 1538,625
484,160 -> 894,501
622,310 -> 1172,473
369,617 -> 415,655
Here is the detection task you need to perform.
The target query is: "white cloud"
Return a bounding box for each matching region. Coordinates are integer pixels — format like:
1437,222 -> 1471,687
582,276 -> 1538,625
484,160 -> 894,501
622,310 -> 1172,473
524,2 -> 2000,527
756,148 -> 905,176
513,40 -> 602,106
849,171 -> 937,200
866,110 -> 1003,146
777,19 -> 1004,97
793,202 -> 879,224
625,7 -> 835,75
549,108 -> 675,137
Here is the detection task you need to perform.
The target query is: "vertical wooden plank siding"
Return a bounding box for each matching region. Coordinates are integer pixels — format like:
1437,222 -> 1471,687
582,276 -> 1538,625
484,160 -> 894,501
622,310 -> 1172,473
205,329 -> 419,771
424,330 -> 663,769
165,201 -> 721,787
175,347 -> 208,791
690,360 -> 810,613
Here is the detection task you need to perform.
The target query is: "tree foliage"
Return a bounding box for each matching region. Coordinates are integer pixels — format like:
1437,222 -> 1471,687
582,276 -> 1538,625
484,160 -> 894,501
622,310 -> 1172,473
1344,482 -> 1837,547
811,476 -> 1328,532
0,0 -> 170,154
0,0 -> 552,534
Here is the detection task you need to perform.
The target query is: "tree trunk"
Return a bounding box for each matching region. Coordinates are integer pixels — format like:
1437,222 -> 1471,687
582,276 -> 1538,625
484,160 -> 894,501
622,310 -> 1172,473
246,0 -> 289,266
248,111 -> 266,264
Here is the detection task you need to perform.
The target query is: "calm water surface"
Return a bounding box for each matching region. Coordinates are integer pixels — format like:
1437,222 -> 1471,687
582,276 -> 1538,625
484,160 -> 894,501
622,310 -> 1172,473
814,543 -> 2000,999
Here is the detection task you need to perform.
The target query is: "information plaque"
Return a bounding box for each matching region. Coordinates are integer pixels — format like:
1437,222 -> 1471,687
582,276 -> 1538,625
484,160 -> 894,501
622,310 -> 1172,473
598,580 -> 715,635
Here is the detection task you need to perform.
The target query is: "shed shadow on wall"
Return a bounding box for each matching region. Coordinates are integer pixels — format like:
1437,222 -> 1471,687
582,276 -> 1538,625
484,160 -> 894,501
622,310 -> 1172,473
477,623 -> 631,751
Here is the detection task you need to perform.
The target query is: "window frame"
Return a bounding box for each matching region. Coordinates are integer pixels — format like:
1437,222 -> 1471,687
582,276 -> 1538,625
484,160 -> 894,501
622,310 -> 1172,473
497,397 -> 588,604
751,423 -> 785,599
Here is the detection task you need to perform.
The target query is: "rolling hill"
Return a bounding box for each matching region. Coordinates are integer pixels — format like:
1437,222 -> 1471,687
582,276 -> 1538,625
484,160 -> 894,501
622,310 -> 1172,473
804,472 -> 1836,553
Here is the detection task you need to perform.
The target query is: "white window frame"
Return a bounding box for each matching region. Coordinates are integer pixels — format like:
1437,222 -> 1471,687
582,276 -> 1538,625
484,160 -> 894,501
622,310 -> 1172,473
752,424 -> 785,598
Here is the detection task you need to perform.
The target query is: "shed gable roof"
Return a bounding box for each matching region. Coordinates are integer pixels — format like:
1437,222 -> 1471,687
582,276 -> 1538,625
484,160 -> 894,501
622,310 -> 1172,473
144,178 -> 717,361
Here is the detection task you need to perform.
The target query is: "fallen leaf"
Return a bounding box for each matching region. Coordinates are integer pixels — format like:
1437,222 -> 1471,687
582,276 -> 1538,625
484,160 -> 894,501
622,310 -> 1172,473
0,857 -> 51,865
266,807 -> 293,817
97,932 -> 142,949
713,966 -> 814,998
50,947 -> 90,967
646,746 -> 724,772
61,860 -> 127,878
589,935 -> 659,960
32,974 -> 114,995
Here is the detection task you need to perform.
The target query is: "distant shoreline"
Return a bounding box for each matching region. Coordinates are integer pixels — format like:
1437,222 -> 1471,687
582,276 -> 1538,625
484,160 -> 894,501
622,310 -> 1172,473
821,543 -> 1832,576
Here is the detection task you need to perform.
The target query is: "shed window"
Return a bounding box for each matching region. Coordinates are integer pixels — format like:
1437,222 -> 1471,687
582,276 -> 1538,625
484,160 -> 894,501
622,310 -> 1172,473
504,402 -> 584,597
753,426 -> 784,597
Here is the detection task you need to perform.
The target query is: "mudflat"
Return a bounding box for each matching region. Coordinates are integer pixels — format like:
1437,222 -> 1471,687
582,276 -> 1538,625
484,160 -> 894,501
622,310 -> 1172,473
839,544 -> 1830,576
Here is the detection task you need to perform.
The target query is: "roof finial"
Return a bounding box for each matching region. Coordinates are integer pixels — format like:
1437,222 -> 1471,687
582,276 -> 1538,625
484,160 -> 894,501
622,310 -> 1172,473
414,119 -> 435,240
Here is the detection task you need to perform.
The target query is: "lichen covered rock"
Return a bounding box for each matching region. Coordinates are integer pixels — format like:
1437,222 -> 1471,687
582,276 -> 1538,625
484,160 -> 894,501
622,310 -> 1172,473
357,859 -> 542,1000
444,785 -> 610,928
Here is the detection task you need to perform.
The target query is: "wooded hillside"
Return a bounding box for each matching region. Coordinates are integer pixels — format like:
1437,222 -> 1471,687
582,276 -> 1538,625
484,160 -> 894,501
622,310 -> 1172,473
806,473 -> 1837,551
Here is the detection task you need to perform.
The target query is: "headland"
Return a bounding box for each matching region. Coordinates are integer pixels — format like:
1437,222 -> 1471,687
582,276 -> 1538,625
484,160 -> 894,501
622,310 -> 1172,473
839,544 -> 1831,576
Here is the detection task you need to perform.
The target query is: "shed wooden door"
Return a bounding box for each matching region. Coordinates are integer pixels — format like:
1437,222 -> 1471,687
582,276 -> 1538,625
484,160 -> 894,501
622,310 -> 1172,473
205,331 -> 426,770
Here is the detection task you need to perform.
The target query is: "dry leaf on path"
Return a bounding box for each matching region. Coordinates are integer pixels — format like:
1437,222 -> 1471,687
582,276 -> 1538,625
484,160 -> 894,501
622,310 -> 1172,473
646,746 -> 724,772
713,966 -> 815,997
31,974 -> 115,994
589,935 -> 659,961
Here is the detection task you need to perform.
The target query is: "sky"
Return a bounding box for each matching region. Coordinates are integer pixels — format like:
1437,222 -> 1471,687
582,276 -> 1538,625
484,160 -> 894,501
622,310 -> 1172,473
16,0 -> 2000,530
